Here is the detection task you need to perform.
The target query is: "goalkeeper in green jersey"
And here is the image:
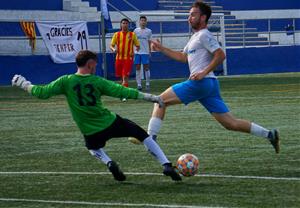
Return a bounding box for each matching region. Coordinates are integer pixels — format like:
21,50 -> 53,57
12,50 -> 181,181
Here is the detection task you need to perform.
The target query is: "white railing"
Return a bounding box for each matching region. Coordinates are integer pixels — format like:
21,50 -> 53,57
236,17 -> 299,46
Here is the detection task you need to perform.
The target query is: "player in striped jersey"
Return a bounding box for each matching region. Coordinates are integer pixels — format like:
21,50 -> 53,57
110,18 -> 140,89
11,50 -> 181,181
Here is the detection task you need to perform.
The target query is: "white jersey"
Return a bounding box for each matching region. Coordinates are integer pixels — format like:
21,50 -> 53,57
134,27 -> 152,54
183,28 -> 221,78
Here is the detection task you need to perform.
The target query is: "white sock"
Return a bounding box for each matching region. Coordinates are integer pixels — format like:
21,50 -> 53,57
136,70 -> 142,87
250,122 -> 270,139
89,148 -> 112,165
148,117 -> 162,136
145,70 -> 150,86
143,136 -> 169,165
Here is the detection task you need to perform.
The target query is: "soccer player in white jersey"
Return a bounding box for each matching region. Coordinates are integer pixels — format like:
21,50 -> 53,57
134,16 -> 152,92
147,2 -> 280,153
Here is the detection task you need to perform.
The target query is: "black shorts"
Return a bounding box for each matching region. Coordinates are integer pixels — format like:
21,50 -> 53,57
84,115 -> 149,150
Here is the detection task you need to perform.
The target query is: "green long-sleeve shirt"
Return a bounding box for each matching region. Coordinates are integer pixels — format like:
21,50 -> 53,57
31,74 -> 139,136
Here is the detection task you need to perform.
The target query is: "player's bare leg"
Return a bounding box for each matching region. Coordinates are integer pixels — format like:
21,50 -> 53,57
212,112 -> 251,133
148,87 -> 182,138
212,112 -> 280,153
122,76 -> 129,87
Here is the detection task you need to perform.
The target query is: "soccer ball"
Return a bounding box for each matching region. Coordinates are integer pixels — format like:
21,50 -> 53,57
176,153 -> 199,177
128,137 -> 142,145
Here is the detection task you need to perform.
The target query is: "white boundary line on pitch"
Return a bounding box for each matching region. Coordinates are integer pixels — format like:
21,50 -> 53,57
0,171 -> 299,181
0,198 -> 223,208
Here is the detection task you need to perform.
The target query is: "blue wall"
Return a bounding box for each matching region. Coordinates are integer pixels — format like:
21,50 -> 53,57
0,46 -> 299,85
0,0 -> 62,10
0,56 -> 79,85
215,0 -> 300,10
226,46 -> 300,75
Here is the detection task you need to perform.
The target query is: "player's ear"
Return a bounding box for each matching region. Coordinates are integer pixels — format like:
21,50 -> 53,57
86,60 -> 92,70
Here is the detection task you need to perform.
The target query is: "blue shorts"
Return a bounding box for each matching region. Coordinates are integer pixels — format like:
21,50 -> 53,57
172,78 -> 229,113
134,54 -> 150,65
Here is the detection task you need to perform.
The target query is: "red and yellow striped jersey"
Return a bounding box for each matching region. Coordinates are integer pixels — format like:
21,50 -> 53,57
111,31 -> 140,60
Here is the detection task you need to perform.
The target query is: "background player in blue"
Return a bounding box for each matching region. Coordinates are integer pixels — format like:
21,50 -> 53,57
147,2 -> 280,153
134,16 -> 152,92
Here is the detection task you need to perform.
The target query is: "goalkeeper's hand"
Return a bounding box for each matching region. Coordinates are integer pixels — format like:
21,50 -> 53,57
139,92 -> 165,108
12,74 -> 32,91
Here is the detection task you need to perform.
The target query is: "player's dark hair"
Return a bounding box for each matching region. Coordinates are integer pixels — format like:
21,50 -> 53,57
140,16 -> 147,21
76,50 -> 97,67
120,18 -> 130,23
192,1 -> 211,23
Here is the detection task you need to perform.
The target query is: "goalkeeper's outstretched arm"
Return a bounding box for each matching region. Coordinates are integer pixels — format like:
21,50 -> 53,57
12,74 -> 63,99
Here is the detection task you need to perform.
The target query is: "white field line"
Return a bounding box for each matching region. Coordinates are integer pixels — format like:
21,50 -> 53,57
0,171 -> 299,181
0,198 -> 224,208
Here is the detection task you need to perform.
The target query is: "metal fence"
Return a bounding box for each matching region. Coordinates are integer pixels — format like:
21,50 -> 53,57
236,17 -> 299,46
0,17 -> 299,56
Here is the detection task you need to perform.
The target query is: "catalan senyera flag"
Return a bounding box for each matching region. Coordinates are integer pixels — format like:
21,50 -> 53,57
20,21 -> 36,51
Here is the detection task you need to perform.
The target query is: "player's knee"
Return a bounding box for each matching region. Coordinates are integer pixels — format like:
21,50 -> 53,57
154,102 -> 167,110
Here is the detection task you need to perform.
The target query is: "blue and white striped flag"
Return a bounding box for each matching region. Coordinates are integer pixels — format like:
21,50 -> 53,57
101,0 -> 109,20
